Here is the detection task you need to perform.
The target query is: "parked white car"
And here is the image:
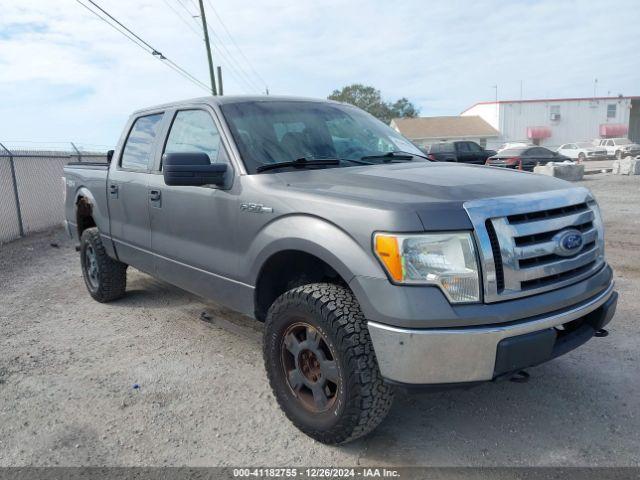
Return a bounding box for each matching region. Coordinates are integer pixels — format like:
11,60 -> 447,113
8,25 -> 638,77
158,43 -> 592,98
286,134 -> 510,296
557,142 -> 607,161
595,138 -> 640,159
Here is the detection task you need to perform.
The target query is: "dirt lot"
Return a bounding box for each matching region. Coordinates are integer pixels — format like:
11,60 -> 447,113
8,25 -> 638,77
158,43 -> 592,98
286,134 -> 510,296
1,174 -> 639,467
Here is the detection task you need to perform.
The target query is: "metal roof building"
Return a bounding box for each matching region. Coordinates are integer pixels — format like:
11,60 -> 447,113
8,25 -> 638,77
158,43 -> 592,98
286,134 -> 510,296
461,96 -> 640,148
390,116 -> 499,149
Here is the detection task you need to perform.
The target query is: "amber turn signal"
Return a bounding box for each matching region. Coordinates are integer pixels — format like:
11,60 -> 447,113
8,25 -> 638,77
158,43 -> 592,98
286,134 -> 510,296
374,234 -> 404,282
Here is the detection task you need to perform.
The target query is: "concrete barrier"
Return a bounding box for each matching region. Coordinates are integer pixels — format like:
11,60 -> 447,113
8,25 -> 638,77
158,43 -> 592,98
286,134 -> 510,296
612,156 -> 640,175
533,162 -> 585,181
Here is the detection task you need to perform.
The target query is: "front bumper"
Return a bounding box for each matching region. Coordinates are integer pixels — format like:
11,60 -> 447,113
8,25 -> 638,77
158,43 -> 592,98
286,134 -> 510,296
368,281 -> 617,385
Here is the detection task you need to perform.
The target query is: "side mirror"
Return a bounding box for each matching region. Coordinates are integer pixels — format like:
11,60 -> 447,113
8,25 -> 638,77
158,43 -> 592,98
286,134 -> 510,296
106,150 -> 114,163
163,152 -> 228,186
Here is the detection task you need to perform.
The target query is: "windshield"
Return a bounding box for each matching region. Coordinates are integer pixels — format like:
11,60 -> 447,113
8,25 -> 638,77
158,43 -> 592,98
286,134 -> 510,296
220,100 -> 425,174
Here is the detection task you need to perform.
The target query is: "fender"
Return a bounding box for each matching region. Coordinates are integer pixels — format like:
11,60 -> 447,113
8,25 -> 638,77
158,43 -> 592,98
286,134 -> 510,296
247,214 -> 384,286
73,186 -> 117,258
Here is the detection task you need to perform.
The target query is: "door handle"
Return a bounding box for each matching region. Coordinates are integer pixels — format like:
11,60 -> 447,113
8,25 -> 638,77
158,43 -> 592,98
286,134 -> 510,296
109,184 -> 118,198
149,190 -> 161,202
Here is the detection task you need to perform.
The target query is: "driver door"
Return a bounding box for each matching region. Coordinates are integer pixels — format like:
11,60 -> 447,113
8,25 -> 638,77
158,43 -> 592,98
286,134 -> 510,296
147,107 -> 243,306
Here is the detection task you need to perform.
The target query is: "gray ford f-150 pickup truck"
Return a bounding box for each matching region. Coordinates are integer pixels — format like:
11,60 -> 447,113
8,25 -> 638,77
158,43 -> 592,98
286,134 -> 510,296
64,96 -> 617,445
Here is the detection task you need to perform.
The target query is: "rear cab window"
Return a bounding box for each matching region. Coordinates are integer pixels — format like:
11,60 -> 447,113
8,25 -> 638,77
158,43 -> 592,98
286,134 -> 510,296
120,113 -> 164,171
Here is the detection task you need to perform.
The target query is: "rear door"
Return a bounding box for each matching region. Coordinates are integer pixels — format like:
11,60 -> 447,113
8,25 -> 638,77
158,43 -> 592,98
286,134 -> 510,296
147,106 -> 243,307
455,142 -> 472,163
108,112 -> 165,274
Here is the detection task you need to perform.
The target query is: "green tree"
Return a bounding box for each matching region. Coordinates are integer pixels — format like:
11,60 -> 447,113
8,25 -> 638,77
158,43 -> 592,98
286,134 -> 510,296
328,84 -> 419,124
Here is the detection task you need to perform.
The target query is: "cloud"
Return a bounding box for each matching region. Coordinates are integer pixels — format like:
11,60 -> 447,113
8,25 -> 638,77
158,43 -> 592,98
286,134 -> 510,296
0,0 -> 638,146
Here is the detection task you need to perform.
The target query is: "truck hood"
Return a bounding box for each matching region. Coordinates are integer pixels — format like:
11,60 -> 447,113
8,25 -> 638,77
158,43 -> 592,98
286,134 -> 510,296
279,162 -> 573,230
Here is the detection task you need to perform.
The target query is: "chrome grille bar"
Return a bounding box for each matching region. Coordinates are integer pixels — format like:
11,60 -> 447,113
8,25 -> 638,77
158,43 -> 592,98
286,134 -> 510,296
507,209 -> 594,237
464,188 -> 605,303
515,227 -> 598,260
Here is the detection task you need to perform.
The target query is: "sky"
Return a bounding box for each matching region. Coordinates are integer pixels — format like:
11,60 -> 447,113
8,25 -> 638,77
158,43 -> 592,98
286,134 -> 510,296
1,0 -> 639,150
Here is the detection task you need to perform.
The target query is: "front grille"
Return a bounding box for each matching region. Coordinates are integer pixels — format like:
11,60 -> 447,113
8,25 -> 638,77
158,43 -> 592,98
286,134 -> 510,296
520,261 -> 597,290
485,219 -> 505,292
507,202 -> 589,224
464,189 -> 605,303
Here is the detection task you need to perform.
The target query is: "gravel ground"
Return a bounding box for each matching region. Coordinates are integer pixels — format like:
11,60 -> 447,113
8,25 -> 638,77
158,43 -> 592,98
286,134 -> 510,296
0,174 -> 639,467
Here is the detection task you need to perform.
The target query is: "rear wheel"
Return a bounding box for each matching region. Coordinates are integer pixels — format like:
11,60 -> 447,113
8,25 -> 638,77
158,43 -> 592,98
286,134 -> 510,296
80,227 -> 127,302
263,283 -> 394,444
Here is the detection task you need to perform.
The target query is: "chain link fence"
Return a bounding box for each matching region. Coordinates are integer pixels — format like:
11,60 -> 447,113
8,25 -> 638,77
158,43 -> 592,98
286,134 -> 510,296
0,144 -> 108,244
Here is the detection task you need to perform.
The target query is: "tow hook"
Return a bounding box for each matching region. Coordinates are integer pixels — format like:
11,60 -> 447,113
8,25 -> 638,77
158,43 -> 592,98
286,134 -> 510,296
509,370 -> 530,383
595,328 -> 609,338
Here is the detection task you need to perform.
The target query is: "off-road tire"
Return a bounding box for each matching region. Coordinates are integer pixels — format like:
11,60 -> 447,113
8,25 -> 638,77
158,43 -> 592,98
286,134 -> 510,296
263,283 -> 394,444
80,227 -> 127,303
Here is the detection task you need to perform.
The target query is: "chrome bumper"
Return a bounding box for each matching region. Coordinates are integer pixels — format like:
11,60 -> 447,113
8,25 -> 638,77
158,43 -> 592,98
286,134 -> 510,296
368,281 -> 615,385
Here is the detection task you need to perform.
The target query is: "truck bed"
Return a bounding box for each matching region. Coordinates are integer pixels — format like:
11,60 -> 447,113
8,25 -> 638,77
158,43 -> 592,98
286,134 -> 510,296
65,162 -> 109,169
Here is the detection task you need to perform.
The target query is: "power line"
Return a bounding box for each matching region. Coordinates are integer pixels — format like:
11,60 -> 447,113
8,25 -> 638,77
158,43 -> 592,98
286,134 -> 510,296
203,0 -> 268,91
175,0 -> 200,24
172,0 -> 263,93
161,0 -> 203,39
209,29 -> 261,92
75,0 -> 210,92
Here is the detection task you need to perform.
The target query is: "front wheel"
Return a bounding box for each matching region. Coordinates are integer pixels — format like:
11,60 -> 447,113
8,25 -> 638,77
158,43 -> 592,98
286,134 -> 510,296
615,150 -> 622,160
263,283 -> 394,444
80,227 -> 127,302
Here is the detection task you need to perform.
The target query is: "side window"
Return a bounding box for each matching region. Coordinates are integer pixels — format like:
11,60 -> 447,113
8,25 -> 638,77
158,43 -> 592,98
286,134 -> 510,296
442,143 -> 455,153
121,113 -> 164,171
607,104 -> 617,118
467,142 -> 483,152
457,143 -> 470,153
164,110 -> 229,165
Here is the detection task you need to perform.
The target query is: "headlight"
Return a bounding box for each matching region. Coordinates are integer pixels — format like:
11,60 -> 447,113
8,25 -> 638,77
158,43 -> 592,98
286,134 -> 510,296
374,232 -> 480,303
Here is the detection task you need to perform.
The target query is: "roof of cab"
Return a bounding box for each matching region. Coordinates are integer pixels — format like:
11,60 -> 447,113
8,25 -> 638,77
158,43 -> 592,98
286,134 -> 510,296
132,95 -> 341,116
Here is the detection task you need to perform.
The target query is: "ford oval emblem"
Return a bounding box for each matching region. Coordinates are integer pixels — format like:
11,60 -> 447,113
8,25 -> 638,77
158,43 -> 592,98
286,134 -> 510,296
554,229 -> 583,257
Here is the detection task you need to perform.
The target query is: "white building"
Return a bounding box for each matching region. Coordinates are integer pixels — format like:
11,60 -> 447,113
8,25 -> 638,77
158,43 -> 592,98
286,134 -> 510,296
461,96 -> 640,149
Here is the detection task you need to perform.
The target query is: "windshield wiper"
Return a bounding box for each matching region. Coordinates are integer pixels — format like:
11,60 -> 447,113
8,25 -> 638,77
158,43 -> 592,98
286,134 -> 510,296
360,152 -> 415,162
256,157 -> 340,173
396,150 -> 430,160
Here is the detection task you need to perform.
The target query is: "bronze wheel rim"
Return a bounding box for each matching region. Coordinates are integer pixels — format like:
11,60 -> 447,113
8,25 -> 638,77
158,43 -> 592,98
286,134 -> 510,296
280,322 -> 340,413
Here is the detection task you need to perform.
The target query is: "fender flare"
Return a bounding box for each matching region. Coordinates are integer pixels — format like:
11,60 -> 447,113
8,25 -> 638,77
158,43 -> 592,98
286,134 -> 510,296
248,214 -> 383,287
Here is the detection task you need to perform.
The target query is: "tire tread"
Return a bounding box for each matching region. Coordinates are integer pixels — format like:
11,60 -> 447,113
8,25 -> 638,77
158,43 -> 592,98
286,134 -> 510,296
264,283 -> 394,444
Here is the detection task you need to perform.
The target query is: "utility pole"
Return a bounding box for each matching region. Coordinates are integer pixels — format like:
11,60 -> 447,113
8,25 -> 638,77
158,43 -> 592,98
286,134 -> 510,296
216,66 -> 224,95
198,0 -> 217,95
